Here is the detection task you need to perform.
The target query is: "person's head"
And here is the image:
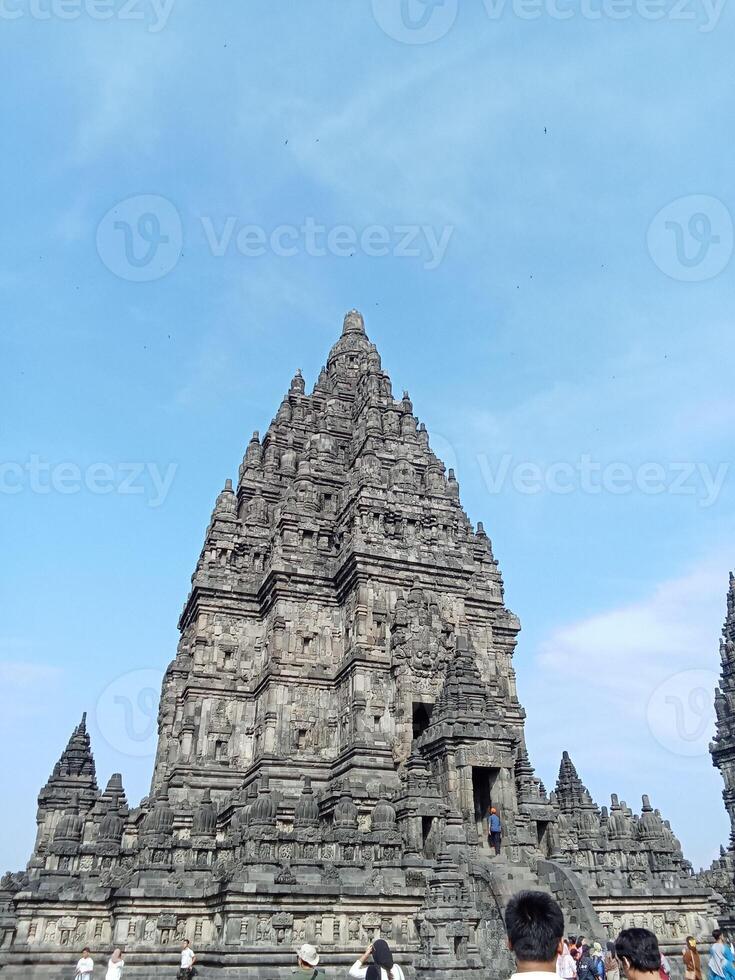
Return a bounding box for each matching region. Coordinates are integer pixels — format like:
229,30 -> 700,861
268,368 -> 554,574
714,931 -> 722,943
491,807 -> 497,815
110,949 -> 123,963
615,928 -> 661,979
296,943 -> 320,970
592,943 -> 603,957
374,939 -> 393,980
607,942 -> 617,956
569,937 -> 577,948
82,948 -> 90,956
505,890 -> 564,971
182,939 -> 190,949
687,937 -> 698,949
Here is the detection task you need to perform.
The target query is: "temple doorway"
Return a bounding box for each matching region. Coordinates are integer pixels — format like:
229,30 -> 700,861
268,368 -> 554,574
412,701 -> 433,740
472,766 -> 500,847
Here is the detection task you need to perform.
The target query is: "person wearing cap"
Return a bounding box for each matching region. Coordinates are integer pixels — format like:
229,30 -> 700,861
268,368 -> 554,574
349,939 -> 405,980
487,806 -> 502,855
296,943 -> 324,980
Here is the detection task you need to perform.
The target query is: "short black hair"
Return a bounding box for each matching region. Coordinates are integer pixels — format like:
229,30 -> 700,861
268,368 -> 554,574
505,890 -> 564,962
82,947 -> 90,953
569,936 -> 577,945
615,928 -> 661,971
713,930 -> 722,941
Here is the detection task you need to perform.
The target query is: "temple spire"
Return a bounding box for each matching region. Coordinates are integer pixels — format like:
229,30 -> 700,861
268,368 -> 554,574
554,750 -> 598,814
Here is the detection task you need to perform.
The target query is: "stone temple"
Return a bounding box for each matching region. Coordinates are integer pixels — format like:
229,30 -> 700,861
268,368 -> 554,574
0,311 -> 731,977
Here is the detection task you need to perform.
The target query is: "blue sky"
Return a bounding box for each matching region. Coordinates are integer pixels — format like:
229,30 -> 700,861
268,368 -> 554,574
2,1 -> 734,872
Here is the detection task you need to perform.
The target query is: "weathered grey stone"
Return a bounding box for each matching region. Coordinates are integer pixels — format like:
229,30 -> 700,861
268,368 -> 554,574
701,572 -> 735,929
0,312 -> 726,977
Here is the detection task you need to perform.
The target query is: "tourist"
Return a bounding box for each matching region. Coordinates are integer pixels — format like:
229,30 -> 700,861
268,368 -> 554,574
591,942 -> 606,979
106,948 -> 124,980
615,929 -> 663,980
569,938 -> 580,962
711,930 -> 727,980
557,941 -> 577,979
682,937 -> 702,980
504,889 -> 565,978
722,942 -> 735,980
576,944 -> 596,980
659,950 -> 671,980
605,942 -> 620,980
75,948 -> 94,979
349,939 -> 405,980
179,938 -> 196,979
296,943 -> 324,980
487,807 -> 503,856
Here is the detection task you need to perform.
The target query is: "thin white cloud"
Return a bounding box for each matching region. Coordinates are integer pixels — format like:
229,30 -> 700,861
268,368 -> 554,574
524,552 -> 733,869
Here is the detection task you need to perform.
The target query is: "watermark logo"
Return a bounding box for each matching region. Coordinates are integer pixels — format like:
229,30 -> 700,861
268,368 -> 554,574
646,668 -> 718,757
0,0 -> 176,32
476,454 -> 728,508
96,194 -> 182,282
0,456 -> 178,508
96,668 -> 163,757
647,195 -> 733,282
200,216 -> 453,270
371,0 -> 459,43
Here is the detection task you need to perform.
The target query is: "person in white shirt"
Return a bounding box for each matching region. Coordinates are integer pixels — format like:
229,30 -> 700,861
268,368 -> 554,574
349,939 -> 405,980
180,939 -> 196,978
557,942 -> 577,979
504,890 -> 564,980
710,930 -> 727,980
105,947 -> 124,980
75,948 -> 94,979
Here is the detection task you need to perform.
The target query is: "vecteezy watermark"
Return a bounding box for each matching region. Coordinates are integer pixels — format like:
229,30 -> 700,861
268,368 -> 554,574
646,669 -> 718,757
371,0 -> 724,41
96,194 -> 455,281
481,0 -> 725,30
371,0 -> 459,43
476,454 -> 729,507
0,0 -> 175,31
96,668 -> 163,757
0,456 -> 178,508
647,195 -> 733,282
200,216 -> 454,270
97,194 -> 183,282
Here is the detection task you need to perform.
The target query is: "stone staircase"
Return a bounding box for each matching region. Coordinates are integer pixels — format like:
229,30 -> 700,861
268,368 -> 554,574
472,853 -> 606,940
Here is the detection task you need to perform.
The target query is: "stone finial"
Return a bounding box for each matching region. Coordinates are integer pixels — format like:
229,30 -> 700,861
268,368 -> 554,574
192,788 -> 218,836
42,713 -> 98,795
333,792 -> 358,828
294,776 -> 320,828
290,369 -> 305,394
342,309 -> 365,335
213,479 -> 236,517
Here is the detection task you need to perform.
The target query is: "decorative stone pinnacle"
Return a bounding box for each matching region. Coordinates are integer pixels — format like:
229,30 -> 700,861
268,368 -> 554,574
342,309 -> 365,335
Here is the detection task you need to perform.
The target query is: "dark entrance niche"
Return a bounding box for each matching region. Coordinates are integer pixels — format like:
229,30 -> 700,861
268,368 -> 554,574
422,815 -> 434,843
472,765 -> 500,845
412,701 -> 433,740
